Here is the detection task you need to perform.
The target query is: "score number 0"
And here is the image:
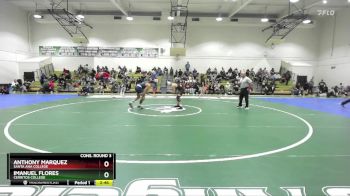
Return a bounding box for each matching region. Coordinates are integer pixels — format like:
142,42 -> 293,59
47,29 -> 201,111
103,161 -> 110,178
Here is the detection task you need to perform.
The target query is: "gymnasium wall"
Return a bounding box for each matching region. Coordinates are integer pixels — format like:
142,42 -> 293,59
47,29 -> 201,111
315,8 -> 350,86
0,1 -> 29,83
30,16 -> 319,79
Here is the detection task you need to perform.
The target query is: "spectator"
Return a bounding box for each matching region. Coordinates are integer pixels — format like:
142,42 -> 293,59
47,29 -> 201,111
178,69 -> 183,77
48,80 -> 55,93
292,82 -> 303,96
150,70 -> 159,95
97,80 -> 105,94
339,83 -> 345,96
185,61 -> 191,72
307,78 -> 314,95
111,68 -> 117,79
284,71 -> 291,85
135,66 -> 141,74
318,80 -> 327,93
327,87 -> 337,97
11,79 -> 19,93
40,73 -> 47,86
0,85 -> 10,94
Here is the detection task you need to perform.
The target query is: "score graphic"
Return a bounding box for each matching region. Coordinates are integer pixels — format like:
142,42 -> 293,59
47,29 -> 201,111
7,153 -> 116,186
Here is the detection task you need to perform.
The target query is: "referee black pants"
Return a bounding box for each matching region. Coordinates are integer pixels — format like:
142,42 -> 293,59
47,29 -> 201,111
239,88 -> 249,107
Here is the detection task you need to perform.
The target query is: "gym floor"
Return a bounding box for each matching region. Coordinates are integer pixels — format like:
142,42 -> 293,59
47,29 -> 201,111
0,94 -> 349,195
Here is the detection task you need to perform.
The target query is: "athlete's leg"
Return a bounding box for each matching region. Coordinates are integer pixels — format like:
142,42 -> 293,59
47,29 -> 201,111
129,93 -> 140,109
176,94 -> 181,106
175,93 -> 183,109
341,98 -> 350,107
137,84 -> 151,109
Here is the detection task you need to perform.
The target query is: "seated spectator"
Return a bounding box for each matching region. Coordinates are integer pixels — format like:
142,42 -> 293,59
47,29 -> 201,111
208,83 -> 214,94
97,80 -> 105,94
318,80 -> 327,93
41,80 -> 50,94
233,80 -> 240,94
338,83 -> 345,96
102,71 -> 110,83
292,82 -> 303,96
21,84 -> 28,93
23,80 -> 31,91
250,68 -> 255,78
110,81 -> 120,94
110,68 -> 117,78
220,67 -> 226,79
50,73 -> 58,81
206,68 -> 211,75
0,85 -> 10,94
266,80 -> 276,95
48,80 -> 55,93
178,69 -> 183,77
193,82 -> 200,95
219,84 -> 225,95
327,87 -> 338,98
91,68 -> 97,78
192,68 -> 198,79
135,66 -> 141,74
78,85 -> 89,96
11,79 -> 19,93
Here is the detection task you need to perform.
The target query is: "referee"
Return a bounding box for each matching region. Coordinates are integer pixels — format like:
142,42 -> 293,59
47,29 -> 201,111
237,72 -> 253,110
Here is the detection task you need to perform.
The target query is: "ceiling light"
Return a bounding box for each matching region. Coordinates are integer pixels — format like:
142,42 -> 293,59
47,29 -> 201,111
33,14 -> 43,19
126,16 -> 133,21
33,3 -> 43,19
167,16 -> 174,20
303,19 -> 311,24
261,18 -> 269,22
322,0 -> 327,4
216,17 -> 223,22
290,0 -> 299,3
76,14 -> 85,20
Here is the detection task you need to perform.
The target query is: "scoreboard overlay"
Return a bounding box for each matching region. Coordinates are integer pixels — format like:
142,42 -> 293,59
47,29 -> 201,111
7,153 -> 115,186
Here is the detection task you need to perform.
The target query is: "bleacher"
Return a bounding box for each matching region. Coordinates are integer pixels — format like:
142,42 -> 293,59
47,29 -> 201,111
20,65 -> 297,95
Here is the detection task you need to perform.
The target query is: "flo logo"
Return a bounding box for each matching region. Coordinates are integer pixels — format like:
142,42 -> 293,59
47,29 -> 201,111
146,105 -> 185,113
128,104 -> 202,117
317,9 -> 335,16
